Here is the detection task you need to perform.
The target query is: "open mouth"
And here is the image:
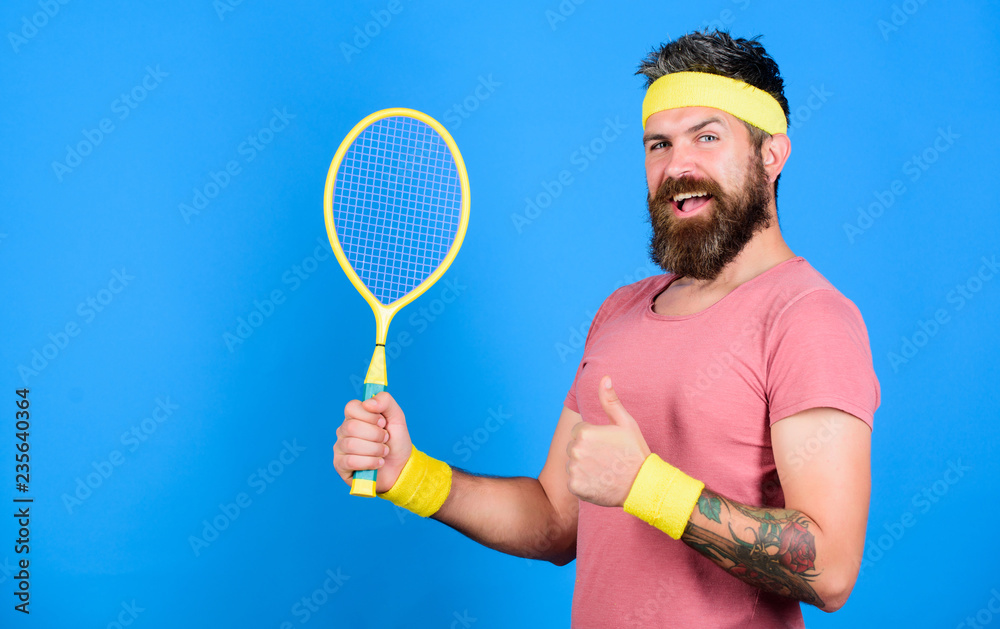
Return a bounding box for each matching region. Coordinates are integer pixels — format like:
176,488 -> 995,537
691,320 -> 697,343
671,191 -> 714,214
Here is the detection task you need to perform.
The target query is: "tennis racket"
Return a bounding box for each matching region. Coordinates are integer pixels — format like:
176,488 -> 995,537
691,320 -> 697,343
324,108 -> 471,497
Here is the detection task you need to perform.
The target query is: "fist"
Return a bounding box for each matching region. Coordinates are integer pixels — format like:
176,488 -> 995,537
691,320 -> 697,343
566,377 -> 650,507
333,392 -> 413,493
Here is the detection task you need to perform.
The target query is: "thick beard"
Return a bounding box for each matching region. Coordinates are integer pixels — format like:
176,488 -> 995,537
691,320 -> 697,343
647,154 -> 773,281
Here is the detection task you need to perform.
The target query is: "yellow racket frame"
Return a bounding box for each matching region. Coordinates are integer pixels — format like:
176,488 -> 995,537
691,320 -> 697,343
324,108 -> 471,496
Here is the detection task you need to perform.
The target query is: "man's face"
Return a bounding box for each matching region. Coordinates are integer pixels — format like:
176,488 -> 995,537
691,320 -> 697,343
643,106 -> 773,280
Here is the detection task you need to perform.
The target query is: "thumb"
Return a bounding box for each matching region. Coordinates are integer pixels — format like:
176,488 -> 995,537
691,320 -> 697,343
598,376 -> 637,428
363,392 -> 409,431
362,392 -> 413,494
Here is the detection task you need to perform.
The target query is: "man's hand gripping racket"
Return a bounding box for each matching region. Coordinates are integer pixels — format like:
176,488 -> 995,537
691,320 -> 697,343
324,108 -> 470,497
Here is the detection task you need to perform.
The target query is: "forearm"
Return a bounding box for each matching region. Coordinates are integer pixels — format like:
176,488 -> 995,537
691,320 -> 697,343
432,469 -> 577,565
681,488 -> 856,611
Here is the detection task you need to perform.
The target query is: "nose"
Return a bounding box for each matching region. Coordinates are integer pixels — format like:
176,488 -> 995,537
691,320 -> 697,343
663,142 -> 696,180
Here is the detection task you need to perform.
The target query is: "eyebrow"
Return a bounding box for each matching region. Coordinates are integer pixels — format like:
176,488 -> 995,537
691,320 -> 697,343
642,116 -> 726,144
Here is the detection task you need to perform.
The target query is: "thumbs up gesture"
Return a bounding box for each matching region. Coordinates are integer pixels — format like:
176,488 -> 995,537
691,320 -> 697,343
566,376 -> 651,507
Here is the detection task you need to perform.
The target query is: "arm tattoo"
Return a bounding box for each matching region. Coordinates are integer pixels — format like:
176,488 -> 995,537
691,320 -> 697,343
682,489 -> 825,608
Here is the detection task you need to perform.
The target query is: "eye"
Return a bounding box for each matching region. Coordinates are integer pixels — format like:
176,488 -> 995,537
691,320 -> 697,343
647,140 -> 669,152
698,134 -> 718,142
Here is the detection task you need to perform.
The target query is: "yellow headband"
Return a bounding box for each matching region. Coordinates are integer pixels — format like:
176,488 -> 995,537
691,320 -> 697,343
642,71 -> 787,135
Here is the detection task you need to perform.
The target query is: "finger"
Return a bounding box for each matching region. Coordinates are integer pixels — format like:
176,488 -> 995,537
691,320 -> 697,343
345,399 -> 384,425
339,418 -> 389,444
339,437 -> 390,458
598,376 -> 637,428
339,453 -> 385,473
366,391 -> 407,429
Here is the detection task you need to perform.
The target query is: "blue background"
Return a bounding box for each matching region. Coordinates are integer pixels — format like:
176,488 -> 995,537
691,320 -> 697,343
2,1 -> 998,627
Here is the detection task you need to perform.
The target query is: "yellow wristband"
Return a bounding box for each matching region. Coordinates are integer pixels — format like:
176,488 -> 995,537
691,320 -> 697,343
623,453 -> 705,540
377,445 -> 452,517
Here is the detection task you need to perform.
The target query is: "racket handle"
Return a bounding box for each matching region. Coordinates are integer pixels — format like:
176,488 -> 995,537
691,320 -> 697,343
350,381 -> 386,497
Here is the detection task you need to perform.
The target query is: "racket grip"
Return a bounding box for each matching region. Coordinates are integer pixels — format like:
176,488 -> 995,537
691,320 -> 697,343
350,381 -> 387,497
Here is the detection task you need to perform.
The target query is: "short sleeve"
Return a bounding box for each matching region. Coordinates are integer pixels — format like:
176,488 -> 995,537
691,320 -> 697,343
765,290 -> 880,428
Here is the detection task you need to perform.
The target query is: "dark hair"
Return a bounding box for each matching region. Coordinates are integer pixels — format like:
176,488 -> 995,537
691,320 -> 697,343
637,30 -> 788,196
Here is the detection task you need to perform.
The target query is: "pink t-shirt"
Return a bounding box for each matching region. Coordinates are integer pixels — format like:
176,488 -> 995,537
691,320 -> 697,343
564,257 -> 879,628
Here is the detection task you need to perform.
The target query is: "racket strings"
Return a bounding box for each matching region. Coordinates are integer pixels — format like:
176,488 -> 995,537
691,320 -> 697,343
332,116 -> 463,305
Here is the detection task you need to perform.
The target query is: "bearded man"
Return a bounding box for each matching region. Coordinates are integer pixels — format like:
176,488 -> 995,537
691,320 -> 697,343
333,30 -> 879,628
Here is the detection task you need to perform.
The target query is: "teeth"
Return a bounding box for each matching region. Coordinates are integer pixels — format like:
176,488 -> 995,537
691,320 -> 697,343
673,192 -> 708,202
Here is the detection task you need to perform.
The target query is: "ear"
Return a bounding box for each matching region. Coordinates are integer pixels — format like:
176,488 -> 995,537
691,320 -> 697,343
760,133 -> 791,184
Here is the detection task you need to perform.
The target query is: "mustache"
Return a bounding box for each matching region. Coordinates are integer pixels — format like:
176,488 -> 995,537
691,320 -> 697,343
650,175 -> 726,204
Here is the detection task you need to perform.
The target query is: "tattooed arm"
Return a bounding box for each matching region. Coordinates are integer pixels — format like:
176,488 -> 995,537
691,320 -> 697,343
681,407 -> 872,612
568,383 -> 872,612
566,378 -> 871,612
